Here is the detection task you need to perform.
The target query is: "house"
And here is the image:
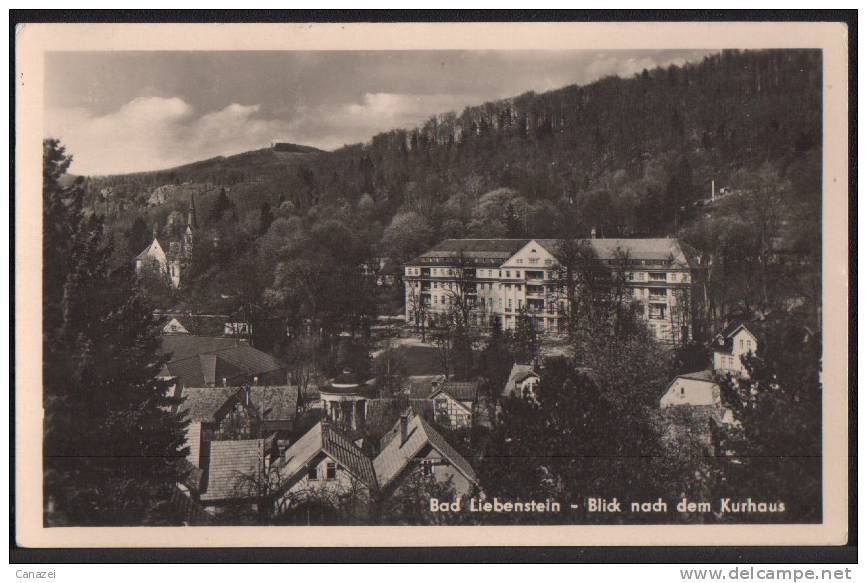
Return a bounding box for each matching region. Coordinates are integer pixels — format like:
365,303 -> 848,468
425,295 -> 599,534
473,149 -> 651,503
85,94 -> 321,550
161,336 -> 287,388
502,363 -> 540,400
660,370 -> 722,408
429,381 -> 479,429
176,385 -> 300,468
404,237 -> 703,343
273,422 -> 378,512
158,312 -> 252,338
373,412 -> 478,497
712,321 -> 759,378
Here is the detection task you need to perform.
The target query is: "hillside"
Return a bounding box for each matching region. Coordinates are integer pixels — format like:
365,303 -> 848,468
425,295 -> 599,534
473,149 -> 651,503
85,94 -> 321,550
84,49 -> 821,344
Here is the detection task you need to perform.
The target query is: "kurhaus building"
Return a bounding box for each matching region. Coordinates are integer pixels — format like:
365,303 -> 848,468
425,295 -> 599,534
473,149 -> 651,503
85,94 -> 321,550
404,237 -> 703,344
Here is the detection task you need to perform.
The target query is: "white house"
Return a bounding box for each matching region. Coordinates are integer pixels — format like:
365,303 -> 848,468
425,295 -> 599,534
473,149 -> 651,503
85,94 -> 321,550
712,322 -> 759,378
429,381 -> 478,429
502,363 -> 540,401
660,370 -> 722,408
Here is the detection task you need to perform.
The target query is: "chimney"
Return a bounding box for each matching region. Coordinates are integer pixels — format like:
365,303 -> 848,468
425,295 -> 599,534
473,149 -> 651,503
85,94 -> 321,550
590,226 -> 597,239
399,414 -> 409,446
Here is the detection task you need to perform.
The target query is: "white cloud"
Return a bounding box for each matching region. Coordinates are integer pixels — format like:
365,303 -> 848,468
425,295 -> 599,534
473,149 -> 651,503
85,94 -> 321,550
46,97 -> 296,175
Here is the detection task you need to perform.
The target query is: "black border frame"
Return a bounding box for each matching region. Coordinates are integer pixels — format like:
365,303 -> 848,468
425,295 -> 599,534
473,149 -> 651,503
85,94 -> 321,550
9,8 -> 857,564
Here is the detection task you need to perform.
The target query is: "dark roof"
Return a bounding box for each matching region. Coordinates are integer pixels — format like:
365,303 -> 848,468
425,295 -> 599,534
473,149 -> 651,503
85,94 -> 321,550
200,439 -> 266,501
373,413 -> 477,489
409,238 -> 701,269
160,335 -> 245,362
177,386 -> 241,422
433,381 -> 480,403
162,338 -> 286,387
712,321 -> 760,354
278,422 -> 378,490
177,385 -> 299,424
364,398 -> 436,443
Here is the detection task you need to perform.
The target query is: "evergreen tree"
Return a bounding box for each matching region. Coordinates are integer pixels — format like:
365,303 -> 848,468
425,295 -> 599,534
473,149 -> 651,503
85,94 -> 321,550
209,187 -> 235,224
259,201 -> 275,234
125,216 -> 151,257
43,139 -> 189,526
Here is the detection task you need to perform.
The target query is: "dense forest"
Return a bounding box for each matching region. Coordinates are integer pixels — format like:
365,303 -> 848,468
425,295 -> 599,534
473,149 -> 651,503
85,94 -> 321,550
78,49 -> 821,346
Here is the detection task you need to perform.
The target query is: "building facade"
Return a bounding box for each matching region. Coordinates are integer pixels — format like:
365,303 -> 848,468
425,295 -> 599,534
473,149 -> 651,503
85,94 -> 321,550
404,238 -> 703,344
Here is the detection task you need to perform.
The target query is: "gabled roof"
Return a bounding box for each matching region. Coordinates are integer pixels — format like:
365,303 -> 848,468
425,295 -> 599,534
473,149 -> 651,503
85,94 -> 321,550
177,385 -> 299,424
431,380 -> 480,403
277,422 -> 378,490
199,439 -> 266,501
160,335 -> 245,362
134,238 -> 166,262
405,375 -> 444,399
177,386 -> 241,422
373,414 -> 477,490
502,363 -> 539,398
712,321 -> 759,354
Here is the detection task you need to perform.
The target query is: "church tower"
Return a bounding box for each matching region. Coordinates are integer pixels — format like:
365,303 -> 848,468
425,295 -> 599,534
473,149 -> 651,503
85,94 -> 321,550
184,194 -> 197,262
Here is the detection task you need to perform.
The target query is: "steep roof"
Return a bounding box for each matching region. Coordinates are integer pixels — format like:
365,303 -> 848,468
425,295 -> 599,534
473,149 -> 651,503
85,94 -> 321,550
177,385 -> 299,424
373,414 -> 477,490
160,335 -> 245,362
502,363 -> 539,398
199,439 -> 266,501
712,321 -> 760,354
432,380 -> 480,403
177,386 -> 241,422
277,422 -> 378,489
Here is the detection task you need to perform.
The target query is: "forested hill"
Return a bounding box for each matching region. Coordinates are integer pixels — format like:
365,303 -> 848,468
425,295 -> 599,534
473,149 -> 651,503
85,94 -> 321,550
86,49 -> 821,328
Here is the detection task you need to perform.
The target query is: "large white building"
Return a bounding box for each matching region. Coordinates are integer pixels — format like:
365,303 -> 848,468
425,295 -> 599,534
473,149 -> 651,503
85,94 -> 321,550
404,238 -> 703,343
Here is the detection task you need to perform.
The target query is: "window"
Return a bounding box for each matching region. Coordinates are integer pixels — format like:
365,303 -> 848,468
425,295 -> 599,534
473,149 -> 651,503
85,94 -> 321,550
649,304 -> 667,320
434,281 -> 439,289
649,272 -> 667,282
307,465 -> 319,481
649,288 -> 667,299
433,296 -> 438,304
443,295 -> 449,305
516,259 -> 524,265
746,340 -> 752,351
506,271 -> 511,278
326,462 -> 337,480
529,257 -> 539,265
421,460 -> 433,477
544,259 -> 553,266
739,339 -> 744,350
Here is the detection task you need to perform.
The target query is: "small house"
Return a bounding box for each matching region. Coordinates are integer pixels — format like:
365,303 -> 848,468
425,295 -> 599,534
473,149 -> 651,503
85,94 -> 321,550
373,412 -> 478,497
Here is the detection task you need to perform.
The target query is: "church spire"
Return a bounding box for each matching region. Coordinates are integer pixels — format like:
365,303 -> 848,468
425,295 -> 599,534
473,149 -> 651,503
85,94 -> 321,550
187,193 -> 198,230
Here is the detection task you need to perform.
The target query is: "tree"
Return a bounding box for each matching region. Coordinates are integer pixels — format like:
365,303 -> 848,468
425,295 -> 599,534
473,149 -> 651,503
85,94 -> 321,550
125,216 -> 151,256
480,356 -> 673,524
717,317 -> 821,522
478,317 -> 514,402
209,187 -> 235,224
259,201 -> 275,234
43,139 -> 189,526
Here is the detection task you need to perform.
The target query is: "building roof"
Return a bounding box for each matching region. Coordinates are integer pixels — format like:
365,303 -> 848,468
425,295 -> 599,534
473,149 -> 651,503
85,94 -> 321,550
712,321 -> 760,354
676,369 -> 717,383
177,385 -> 299,424
177,386 -> 241,422
277,422 -> 378,489
162,338 -> 285,387
373,413 -> 477,490
502,363 -> 539,398
199,439 -> 266,501
432,380 -> 480,403
160,335 -> 245,362
409,238 -> 701,270
405,375 -> 444,399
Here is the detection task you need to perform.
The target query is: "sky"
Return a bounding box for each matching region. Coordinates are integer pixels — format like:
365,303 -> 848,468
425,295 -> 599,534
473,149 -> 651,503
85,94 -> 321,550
45,50 -> 714,175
